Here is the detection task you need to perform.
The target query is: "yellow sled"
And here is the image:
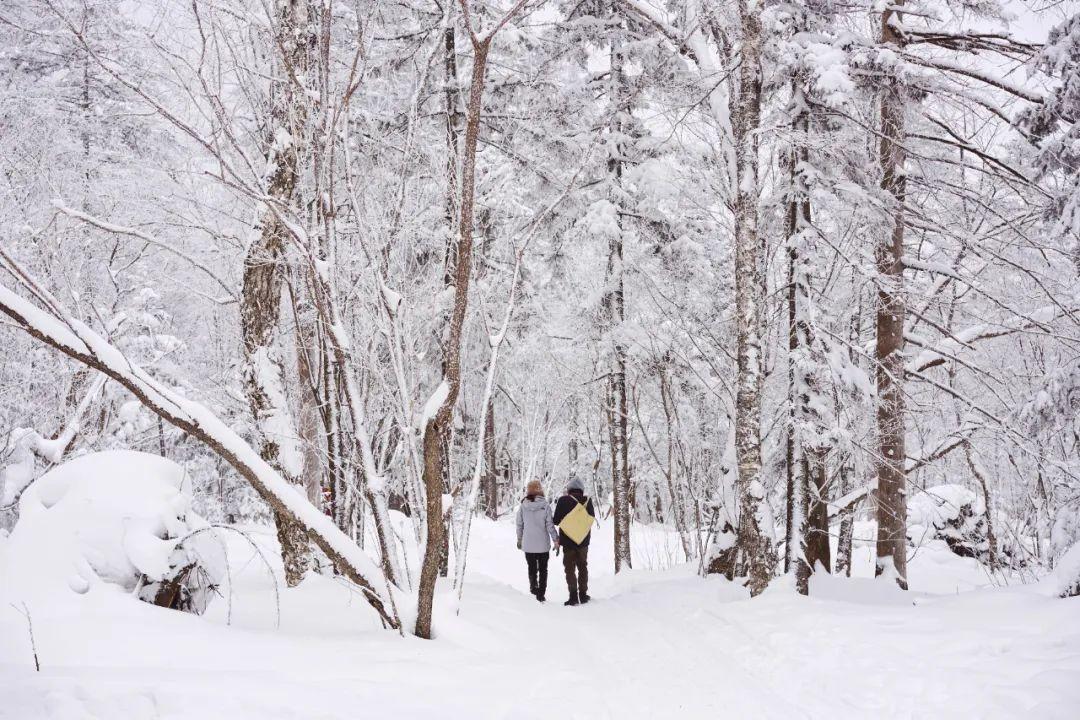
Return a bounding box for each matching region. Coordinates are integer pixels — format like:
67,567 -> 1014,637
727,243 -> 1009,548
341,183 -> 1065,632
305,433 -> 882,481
559,501 -> 594,544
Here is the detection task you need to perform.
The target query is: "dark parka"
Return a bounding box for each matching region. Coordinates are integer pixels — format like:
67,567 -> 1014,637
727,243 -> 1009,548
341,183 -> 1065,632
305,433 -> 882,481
552,490 -> 595,549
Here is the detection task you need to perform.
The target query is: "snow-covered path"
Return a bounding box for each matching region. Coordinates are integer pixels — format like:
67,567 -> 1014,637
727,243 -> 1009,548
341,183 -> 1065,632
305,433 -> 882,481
2,518 -> 1079,719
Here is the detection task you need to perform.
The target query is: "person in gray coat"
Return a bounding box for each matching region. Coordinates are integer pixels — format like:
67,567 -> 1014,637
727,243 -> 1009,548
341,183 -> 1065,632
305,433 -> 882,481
516,479 -> 559,602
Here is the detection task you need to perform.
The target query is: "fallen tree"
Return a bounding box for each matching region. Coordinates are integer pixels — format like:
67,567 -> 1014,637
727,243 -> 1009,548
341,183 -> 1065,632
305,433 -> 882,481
0,248 -> 400,631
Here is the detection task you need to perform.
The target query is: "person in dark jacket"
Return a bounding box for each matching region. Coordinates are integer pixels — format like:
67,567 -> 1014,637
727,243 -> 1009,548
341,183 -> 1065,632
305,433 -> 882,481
552,477 -> 595,606
516,479 -> 558,601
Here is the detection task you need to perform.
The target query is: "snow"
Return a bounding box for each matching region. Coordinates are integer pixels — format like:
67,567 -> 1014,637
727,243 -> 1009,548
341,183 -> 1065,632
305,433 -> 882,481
1041,542 -> 1080,598
0,451 -> 220,606
802,42 -> 854,108
2,508 -> 1078,719
248,346 -> 303,480
417,380 -> 450,430
0,288 -> 396,614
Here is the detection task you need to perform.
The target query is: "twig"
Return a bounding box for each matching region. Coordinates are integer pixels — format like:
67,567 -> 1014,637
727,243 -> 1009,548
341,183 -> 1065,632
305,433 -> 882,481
10,602 -> 40,671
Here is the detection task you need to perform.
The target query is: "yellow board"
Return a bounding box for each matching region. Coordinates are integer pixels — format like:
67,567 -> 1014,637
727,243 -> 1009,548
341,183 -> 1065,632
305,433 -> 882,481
558,501 -> 594,544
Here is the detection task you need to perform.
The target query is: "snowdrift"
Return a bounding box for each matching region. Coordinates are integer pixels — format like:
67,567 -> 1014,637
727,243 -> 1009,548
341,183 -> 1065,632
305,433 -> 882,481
0,450 -> 223,613
1,465 -> 1078,719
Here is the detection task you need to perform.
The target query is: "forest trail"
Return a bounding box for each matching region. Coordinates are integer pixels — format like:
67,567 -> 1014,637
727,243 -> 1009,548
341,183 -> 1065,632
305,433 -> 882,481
2,517 -> 1079,719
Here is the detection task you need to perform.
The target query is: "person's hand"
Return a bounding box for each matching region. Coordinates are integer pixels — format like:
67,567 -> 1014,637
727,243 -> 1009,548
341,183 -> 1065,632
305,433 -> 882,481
517,541 -> 522,550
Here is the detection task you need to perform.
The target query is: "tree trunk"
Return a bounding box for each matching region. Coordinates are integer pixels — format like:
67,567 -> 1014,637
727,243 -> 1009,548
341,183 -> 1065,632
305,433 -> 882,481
732,0 -> 775,596
442,23 -> 464,284
874,1 -> 910,590
483,397 -> 498,519
659,364 -> 691,559
835,456 -> 856,577
964,441 -> 998,571
295,293 -> 324,507
785,84 -> 811,593
239,0 -> 311,588
605,6 -> 633,573
805,450 -> 831,574
415,35 -> 492,640
0,282 -> 399,629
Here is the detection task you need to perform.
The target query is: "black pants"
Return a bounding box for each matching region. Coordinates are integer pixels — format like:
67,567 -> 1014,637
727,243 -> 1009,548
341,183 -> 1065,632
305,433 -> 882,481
526,552 -> 549,596
562,546 -> 588,600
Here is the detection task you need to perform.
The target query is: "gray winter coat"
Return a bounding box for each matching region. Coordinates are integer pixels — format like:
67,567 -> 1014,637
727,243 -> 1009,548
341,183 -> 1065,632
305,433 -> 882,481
516,496 -> 558,553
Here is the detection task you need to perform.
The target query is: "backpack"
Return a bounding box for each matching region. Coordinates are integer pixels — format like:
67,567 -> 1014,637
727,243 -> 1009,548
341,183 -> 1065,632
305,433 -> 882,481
558,497 -> 594,544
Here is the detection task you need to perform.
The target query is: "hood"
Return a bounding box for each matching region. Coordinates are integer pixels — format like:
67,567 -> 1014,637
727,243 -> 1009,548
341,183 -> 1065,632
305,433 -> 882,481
521,497 -> 550,512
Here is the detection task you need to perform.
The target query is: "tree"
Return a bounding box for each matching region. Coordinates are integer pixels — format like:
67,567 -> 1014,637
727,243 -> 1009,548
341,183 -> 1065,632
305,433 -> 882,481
414,0 -> 534,641
239,0 -> 312,588
731,0 -> 777,596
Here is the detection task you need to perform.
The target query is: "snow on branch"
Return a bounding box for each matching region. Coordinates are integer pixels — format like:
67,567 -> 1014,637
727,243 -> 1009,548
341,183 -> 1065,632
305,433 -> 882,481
904,55 -> 1044,104
907,305 -> 1065,374
51,201 -> 237,302
0,251 -> 400,630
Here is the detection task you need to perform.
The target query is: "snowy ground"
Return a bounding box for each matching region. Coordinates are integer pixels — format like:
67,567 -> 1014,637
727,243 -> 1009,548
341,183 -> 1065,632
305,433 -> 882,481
2,510 -> 1079,719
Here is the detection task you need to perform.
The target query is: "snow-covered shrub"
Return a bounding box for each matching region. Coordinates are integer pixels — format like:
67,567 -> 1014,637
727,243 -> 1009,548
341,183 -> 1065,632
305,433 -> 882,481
1050,504 -> 1080,564
1041,542 -> 1080,598
908,485 -> 991,562
2,450 -> 224,614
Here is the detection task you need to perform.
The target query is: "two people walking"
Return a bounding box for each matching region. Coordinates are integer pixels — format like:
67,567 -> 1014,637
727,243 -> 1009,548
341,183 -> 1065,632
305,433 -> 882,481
515,477 -> 595,606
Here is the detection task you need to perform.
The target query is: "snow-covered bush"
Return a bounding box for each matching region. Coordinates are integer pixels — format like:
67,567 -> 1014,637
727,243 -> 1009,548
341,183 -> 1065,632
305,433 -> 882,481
1041,542 -> 1080,599
908,485 -> 991,563
1,450 -> 224,614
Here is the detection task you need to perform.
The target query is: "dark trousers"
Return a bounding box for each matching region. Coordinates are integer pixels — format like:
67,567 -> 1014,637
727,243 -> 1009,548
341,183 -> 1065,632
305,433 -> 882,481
562,546 -> 588,600
526,552 -> 549,596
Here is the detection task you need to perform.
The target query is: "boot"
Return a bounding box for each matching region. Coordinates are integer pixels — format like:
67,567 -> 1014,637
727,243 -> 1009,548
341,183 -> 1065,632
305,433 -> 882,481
564,593 -> 578,606
580,593 -> 591,604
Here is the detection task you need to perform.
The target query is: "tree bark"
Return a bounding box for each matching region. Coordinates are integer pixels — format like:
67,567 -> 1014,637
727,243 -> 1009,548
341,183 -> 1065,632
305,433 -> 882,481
805,451 -> 831,574
605,5 -> 633,573
874,0 -> 910,590
442,23 -> 464,284
295,290 -> 324,507
732,0 -> 776,596
785,85 -> 811,593
964,441 -> 998,571
239,0 -> 311,588
483,397 -> 498,519
835,455 -> 856,577
415,31 -> 492,639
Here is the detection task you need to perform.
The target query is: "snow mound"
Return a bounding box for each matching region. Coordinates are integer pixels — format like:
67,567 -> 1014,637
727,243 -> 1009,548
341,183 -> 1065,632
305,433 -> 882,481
908,484 -> 990,562
1041,542 -> 1080,598
0,450 -> 223,612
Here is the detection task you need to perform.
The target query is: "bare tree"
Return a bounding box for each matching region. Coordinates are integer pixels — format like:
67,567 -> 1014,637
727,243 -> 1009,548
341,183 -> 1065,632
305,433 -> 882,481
414,0 -> 535,640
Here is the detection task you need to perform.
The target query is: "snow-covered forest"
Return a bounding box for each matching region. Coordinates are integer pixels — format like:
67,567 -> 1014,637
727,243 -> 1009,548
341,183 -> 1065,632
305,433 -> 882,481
1,0 -> 1079,717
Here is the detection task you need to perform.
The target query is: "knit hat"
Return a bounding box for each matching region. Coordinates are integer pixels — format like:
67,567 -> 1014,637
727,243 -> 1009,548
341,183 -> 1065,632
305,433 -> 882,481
567,478 -> 585,493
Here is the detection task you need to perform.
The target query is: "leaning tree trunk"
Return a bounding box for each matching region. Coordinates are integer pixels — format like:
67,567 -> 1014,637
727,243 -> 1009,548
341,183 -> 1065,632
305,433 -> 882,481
0,277 -> 399,629
732,0 -> 776,597
239,0 -> 311,588
874,0 -> 910,590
